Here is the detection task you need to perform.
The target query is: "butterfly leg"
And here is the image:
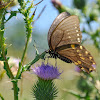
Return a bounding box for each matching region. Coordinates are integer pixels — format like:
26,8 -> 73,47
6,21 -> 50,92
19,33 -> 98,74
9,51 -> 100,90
46,55 -> 51,64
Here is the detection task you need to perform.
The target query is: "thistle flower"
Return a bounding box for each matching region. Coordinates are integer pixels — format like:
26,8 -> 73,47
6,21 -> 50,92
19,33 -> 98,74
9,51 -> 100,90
32,63 -> 62,80
32,63 -> 62,100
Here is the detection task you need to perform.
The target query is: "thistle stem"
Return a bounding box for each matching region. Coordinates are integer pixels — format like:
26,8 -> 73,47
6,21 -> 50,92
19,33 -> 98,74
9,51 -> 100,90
16,37 -> 29,78
0,9 -> 18,100
13,81 -> 18,100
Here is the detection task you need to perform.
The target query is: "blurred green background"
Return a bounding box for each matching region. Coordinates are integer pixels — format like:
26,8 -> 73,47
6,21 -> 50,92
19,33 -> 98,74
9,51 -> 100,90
0,0 -> 100,100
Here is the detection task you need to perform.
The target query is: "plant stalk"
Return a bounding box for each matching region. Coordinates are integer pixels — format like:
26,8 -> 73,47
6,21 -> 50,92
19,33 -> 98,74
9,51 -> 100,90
13,81 -> 18,100
16,35 -> 30,78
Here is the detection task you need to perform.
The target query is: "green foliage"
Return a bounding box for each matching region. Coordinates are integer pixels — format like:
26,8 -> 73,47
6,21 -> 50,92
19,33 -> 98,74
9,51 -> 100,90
18,0 -> 24,6
0,70 -> 5,81
6,11 -> 18,22
66,72 -> 100,100
3,58 -> 10,78
32,78 -> 58,100
91,28 -> 100,50
0,93 -> 4,100
73,0 -> 86,10
77,75 -> 94,93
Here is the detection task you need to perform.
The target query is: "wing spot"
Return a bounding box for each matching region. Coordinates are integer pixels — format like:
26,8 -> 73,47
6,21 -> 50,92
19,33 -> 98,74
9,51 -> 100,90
75,27 -> 77,29
89,57 -> 92,60
78,40 -> 80,42
75,62 -> 78,65
77,61 -> 81,64
77,50 -> 79,52
68,36 -> 71,38
93,62 -> 96,65
80,57 -> 85,60
89,68 -> 92,72
81,67 -> 84,70
71,44 -> 75,49
93,67 -> 96,70
85,51 -> 88,54
76,30 -> 78,32
77,38 -> 80,42
79,54 -> 82,56
77,34 -> 80,36
80,46 -> 83,49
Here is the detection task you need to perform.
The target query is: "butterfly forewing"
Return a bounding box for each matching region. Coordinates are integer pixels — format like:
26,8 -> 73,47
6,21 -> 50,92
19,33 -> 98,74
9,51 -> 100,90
57,45 -> 96,73
49,15 -> 82,50
48,12 -> 71,50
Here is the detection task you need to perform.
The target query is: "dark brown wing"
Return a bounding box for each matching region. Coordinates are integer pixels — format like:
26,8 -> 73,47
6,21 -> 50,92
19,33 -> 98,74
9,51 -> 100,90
48,12 -> 70,50
48,12 -> 82,50
57,45 -> 96,73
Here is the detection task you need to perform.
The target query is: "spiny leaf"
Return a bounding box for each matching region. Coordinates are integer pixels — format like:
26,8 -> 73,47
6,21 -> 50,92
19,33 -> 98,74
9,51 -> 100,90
6,11 -> 18,22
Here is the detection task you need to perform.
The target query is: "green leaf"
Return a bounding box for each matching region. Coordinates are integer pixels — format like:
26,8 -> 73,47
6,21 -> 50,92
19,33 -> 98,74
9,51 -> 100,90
73,0 -> 86,9
18,0 -> 24,6
64,89 -> 84,99
0,93 -> 4,100
4,61 -> 10,78
6,11 -> 18,22
0,57 -> 4,61
4,48 -> 7,56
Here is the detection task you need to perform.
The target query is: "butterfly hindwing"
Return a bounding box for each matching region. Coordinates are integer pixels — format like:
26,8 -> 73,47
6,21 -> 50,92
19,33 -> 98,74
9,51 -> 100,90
57,45 -> 96,73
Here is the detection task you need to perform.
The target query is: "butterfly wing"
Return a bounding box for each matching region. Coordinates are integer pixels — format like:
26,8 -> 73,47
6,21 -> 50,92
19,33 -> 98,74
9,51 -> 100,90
48,12 -> 82,50
48,12 -> 96,73
56,45 -> 96,73
48,12 -> 70,50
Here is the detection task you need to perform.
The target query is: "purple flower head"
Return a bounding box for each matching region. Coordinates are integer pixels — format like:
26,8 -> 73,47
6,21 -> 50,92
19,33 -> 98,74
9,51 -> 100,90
33,63 -> 62,80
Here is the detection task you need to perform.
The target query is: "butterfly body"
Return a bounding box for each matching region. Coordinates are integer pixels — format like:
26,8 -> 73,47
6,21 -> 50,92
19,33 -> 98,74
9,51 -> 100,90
47,12 -> 96,73
48,49 -> 72,63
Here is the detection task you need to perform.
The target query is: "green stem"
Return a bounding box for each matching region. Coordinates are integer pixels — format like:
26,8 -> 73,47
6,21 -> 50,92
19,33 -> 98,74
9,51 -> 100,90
85,91 -> 90,100
0,9 -> 18,100
0,9 -> 14,79
2,49 -> 14,79
13,81 -> 18,100
2,50 -> 18,100
16,37 -> 29,78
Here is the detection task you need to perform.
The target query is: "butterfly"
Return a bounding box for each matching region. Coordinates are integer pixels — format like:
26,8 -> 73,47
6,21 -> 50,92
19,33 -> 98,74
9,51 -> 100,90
47,12 -> 96,73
